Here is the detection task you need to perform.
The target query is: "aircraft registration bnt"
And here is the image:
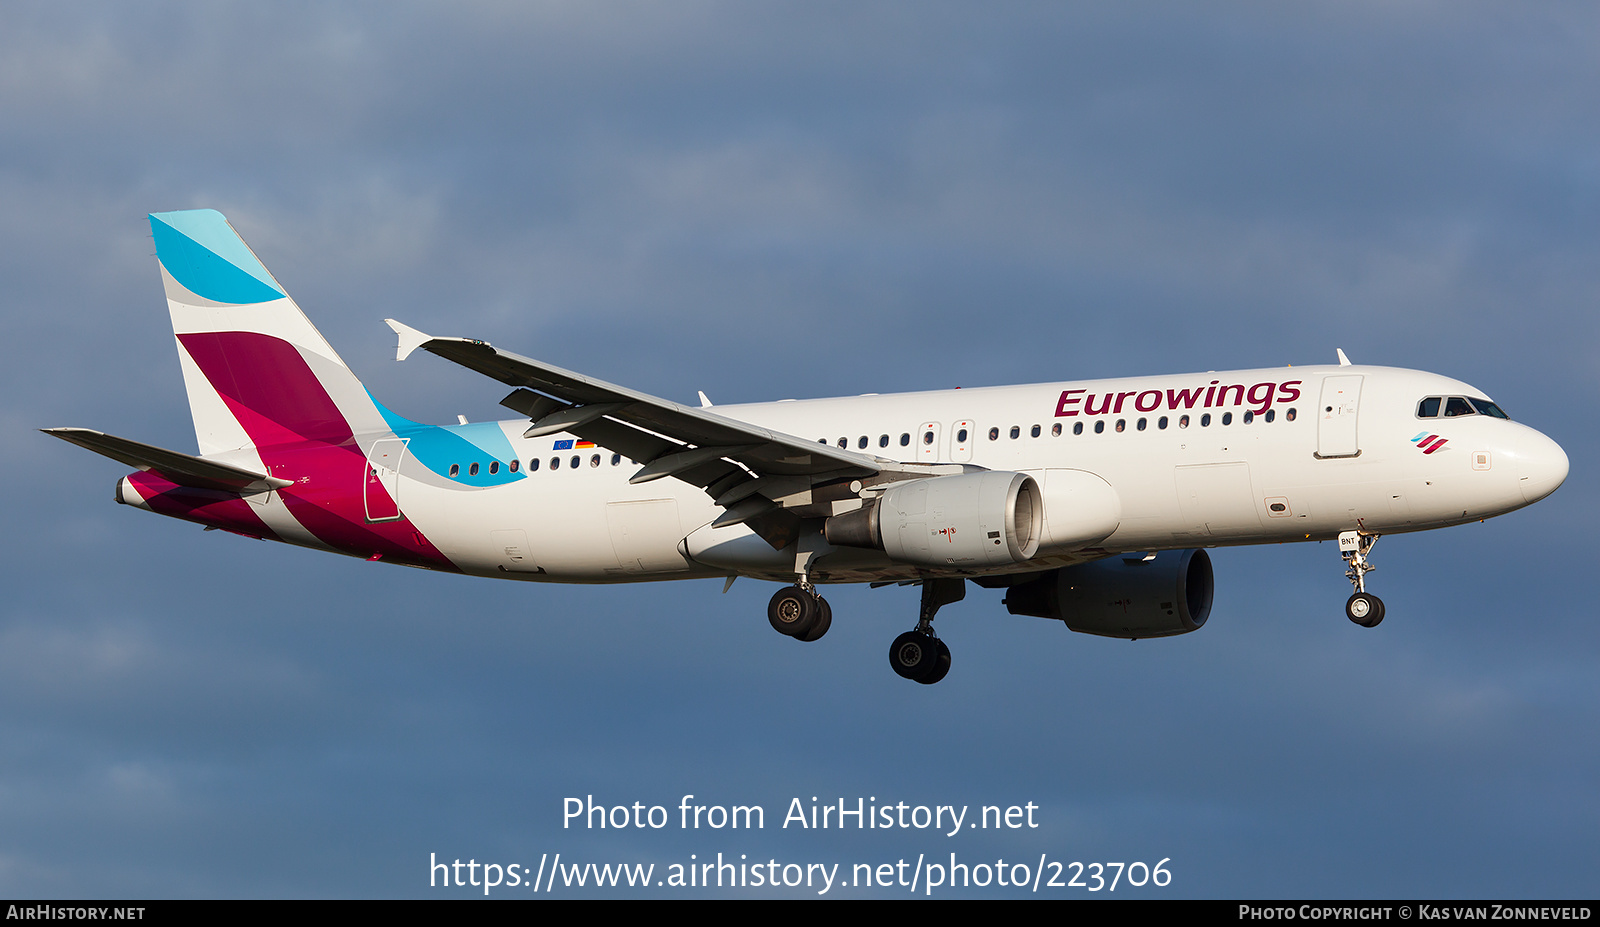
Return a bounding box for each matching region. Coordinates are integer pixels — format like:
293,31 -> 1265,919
44,210 -> 1569,684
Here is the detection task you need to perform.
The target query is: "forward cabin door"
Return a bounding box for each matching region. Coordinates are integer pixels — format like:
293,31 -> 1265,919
1316,376 -> 1364,459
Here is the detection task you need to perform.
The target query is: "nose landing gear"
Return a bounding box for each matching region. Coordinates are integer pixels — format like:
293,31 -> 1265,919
1340,530 -> 1385,627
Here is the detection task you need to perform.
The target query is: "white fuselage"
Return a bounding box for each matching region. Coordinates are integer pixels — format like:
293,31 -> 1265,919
359,363 -> 1565,584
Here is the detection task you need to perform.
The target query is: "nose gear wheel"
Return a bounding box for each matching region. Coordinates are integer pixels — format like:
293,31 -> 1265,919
1339,530 -> 1385,628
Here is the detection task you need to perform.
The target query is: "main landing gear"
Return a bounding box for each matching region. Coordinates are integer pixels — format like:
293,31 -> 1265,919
888,578 -> 963,685
764,576 -> 963,685
1339,530 -> 1385,628
768,583 -> 832,642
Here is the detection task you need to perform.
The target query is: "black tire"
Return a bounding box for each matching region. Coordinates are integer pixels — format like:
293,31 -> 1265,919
918,638 -> 952,685
797,595 -> 832,642
768,586 -> 818,638
1346,592 -> 1384,628
889,631 -> 941,681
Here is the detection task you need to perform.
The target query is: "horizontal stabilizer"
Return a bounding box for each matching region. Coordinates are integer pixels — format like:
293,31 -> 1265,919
41,427 -> 291,493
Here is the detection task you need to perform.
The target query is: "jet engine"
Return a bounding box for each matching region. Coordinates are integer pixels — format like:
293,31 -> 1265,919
1001,549 -> 1213,639
825,471 -> 1042,568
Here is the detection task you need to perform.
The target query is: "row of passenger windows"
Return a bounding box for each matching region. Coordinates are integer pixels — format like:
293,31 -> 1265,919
447,404 -> 1309,477
823,433 -> 917,449
1416,396 -> 1509,420
447,453 -> 626,477
820,408 -> 1299,448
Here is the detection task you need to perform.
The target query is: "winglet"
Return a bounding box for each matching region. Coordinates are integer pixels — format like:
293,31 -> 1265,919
385,319 -> 433,361
1336,348 -> 1352,366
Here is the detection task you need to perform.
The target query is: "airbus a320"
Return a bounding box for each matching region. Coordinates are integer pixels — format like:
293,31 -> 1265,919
45,210 -> 1570,684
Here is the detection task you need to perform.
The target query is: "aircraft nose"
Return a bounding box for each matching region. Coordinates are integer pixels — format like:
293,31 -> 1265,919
1518,429 -> 1569,505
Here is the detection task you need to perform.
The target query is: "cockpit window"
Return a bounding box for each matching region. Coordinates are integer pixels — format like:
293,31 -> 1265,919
1469,398 -> 1510,419
1418,395 -> 1510,420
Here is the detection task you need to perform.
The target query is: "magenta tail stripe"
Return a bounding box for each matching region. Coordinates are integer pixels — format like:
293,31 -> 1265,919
129,472 -> 282,541
178,331 -> 354,446
173,329 -> 459,570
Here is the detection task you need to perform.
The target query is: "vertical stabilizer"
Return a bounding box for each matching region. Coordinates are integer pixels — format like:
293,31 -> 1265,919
150,209 -> 386,455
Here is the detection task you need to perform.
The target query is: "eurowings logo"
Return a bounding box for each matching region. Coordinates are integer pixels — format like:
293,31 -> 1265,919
1411,432 -> 1449,455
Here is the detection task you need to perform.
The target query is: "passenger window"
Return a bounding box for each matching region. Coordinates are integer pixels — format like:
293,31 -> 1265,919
1179,415 -> 1190,429
612,454 -> 622,466
509,459 -> 520,473
1115,419 -> 1125,432
1094,421 -> 1105,434
1201,414 -> 1212,427
469,462 -> 480,476
570,456 -> 580,469
900,433 -> 911,446
449,464 -> 459,477
956,428 -> 968,443
590,454 -> 601,468
1009,426 -> 1020,439
1073,422 -> 1083,435
550,457 -> 560,470
879,435 -> 889,447
1052,423 -> 1062,436
989,427 -> 999,441
1265,409 -> 1275,423
529,458 -> 540,471
1030,424 -> 1041,438
1243,411 -> 1253,424
1444,397 -> 1474,417
1417,397 -> 1441,418
1222,412 -> 1232,425
1158,416 -> 1169,430
1137,418 -> 1147,431
838,437 -> 848,448
489,461 -> 500,474
923,431 -> 934,445
1286,408 -> 1297,421
858,436 -> 868,449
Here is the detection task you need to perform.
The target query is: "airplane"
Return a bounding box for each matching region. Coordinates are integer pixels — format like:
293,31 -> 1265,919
45,209 -> 1570,684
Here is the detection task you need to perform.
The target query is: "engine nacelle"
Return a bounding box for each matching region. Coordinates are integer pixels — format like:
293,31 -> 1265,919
1002,549 -> 1213,639
826,471 -> 1043,568
1028,468 -> 1122,551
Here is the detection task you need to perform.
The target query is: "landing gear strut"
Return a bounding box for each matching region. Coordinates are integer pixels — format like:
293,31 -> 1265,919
888,578 -> 962,685
768,583 -> 831,642
1339,530 -> 1385,627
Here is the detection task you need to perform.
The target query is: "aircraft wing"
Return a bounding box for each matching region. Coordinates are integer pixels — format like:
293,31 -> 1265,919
41,427 -> 291,493
387,320 -> 887,547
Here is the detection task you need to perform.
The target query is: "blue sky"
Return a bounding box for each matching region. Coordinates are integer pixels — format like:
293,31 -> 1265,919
4,2 -> 1597,897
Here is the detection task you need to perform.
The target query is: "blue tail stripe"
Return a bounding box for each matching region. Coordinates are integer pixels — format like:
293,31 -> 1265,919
150,209 -> 285,305
369,394 -> 524,487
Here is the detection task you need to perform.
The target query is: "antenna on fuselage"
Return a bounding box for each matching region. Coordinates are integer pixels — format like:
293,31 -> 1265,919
1336,348 -> 1352,366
